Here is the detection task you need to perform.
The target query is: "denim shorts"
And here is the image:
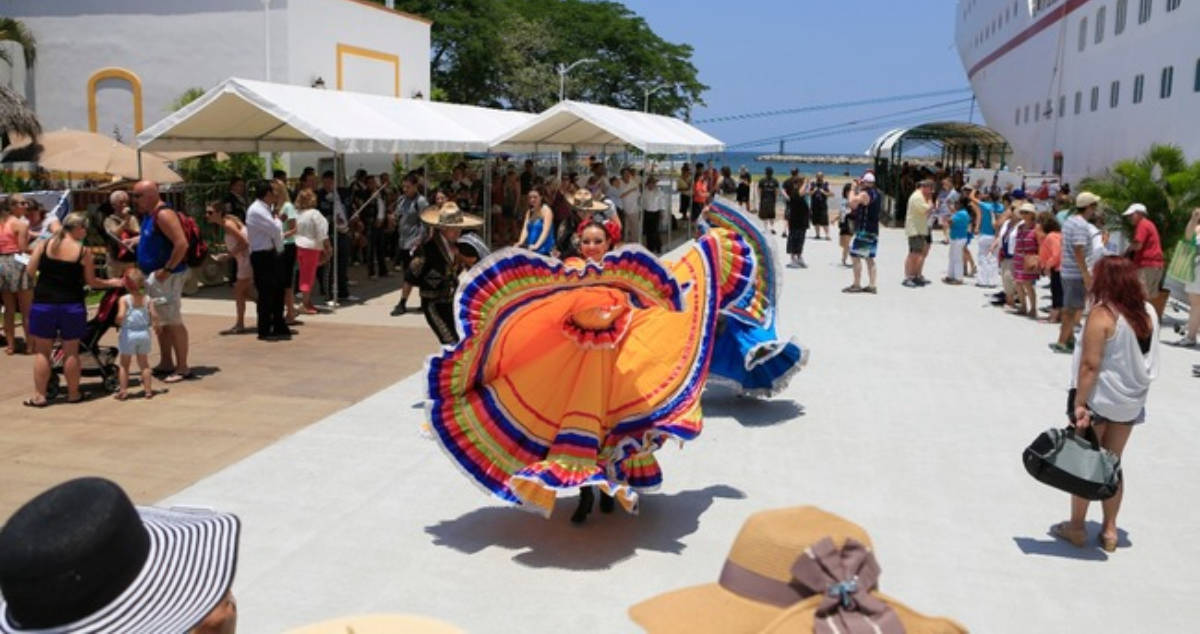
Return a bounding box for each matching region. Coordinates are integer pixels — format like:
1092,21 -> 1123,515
29,302 -> 87,341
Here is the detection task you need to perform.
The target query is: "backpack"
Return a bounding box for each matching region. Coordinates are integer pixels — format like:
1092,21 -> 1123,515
155,205 -> 209,268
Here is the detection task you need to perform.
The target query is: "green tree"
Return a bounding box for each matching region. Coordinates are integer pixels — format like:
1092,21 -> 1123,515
380,0 -> 706,115
0,17 -> 37,70
1081,144 -> 1200,251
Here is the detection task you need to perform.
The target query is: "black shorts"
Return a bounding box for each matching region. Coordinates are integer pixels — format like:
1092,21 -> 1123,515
838,219 -> 853,236
395,248 -> 419,285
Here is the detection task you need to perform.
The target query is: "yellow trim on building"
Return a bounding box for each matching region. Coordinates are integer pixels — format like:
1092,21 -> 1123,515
339,0 -> 433,24
335,43 -> 401,97
86,67 -> 144,134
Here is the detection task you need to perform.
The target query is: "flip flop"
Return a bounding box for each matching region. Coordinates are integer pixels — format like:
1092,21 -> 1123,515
219,326 -> 247,336
113,393 -> 129,401
1051,522 -> 1087,548
65,393 -> 91,404
151,366 -> 176,376
22,398 -> 48,408
163,372 -> 194,384
841,285 -> 864,294
1098,532 -> 1118,553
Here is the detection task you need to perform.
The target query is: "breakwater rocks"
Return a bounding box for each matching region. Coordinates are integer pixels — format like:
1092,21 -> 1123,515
755,154 -> 873,165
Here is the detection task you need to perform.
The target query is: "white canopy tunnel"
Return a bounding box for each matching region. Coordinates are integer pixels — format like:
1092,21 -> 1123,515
137,77 -> 533,154
490,100 -> 724,154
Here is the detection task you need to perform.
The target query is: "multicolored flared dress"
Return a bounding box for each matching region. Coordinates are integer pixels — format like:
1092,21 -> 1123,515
425,228 -> 756,518
704,199 -> 808,397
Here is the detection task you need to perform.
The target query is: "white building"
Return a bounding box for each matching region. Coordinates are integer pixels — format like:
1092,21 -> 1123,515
0,0 -> 431,169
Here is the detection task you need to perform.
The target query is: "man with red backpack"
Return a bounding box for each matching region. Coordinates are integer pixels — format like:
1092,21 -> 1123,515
132,180 -> 193,383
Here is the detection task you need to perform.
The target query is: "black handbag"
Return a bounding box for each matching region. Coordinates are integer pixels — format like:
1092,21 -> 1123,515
1023,424 -> 1122,501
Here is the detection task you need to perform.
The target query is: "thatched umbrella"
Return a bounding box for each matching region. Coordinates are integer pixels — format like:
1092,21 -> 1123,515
0,84 -> 41,160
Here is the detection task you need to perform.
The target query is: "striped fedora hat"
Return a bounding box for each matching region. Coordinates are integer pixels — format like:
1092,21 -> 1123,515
0,477 -> 240,634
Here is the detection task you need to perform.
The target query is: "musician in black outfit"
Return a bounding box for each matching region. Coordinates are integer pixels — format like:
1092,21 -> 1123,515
410,202 -> 483,344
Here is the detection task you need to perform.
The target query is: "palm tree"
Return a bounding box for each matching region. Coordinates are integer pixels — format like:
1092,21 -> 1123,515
0,17 -> 37,71
0,84 -> 40,159
1081,144 -> 1200,250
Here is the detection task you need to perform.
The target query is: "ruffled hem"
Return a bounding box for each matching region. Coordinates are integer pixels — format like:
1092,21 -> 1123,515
509,459 -> 640,517
712,337 -> 808,398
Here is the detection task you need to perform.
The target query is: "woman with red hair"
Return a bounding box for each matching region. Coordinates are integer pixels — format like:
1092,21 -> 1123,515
1054,255 -> 1160,552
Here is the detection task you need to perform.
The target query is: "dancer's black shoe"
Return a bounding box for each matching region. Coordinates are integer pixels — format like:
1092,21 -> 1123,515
570,487 -> 595,524
599,490 -> 615,514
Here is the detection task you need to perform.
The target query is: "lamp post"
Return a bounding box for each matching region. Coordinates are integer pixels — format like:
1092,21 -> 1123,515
557,58 -> 597,102
643,82 -> 668,113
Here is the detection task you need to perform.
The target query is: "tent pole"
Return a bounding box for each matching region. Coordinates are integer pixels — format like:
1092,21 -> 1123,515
483,153 -> 492,246
327,152 -> 344,311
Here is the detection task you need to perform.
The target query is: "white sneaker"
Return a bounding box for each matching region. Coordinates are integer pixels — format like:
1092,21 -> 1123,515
1173,336 -> 1197,348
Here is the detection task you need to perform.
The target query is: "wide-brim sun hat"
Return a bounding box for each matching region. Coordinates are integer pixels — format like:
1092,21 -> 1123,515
286,613 -> 464,634
628,506 -> 964,634
570,189 -> 611,213
758,592 -> 967,634
0,477 -> 239,634
420,201 -> 483,229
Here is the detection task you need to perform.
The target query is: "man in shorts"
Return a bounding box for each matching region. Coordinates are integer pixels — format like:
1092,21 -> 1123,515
843,173 -> 881,294
132,180 -> 192,382
1052,191 -> 1101,353
903,180 -> 934,287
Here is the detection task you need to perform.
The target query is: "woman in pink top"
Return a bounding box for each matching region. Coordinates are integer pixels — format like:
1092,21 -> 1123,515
1038,213 -> 1063,324
0,197 -> 32,355
1011,203 -> 1040,318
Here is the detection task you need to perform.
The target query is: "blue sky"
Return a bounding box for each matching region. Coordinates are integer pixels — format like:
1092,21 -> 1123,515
620,0 -> 973,155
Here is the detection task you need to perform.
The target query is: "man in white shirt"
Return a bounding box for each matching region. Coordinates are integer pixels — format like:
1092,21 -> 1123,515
619,168 -> 641,245
640,174 -> 666,254
246,181 -> 289,341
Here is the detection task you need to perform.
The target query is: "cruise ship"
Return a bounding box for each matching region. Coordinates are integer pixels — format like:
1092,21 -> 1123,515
956,0 -> 1200,185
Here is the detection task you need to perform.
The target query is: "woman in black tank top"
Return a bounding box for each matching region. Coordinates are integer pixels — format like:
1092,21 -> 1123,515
23,212 -> 122,407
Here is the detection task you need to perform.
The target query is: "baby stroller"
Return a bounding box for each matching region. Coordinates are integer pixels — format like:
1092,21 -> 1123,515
45,287 -> 124,399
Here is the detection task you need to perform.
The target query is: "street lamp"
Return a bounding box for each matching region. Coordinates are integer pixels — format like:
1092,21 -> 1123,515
643,82 -> 668,113
557,58 -> 597,102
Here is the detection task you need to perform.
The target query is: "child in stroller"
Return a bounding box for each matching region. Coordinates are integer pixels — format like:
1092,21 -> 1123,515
44,286 -> 124,399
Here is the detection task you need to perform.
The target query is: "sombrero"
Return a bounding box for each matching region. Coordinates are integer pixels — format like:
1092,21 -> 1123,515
286,613 -> 464,634
628,507 -> 966,634
571,189 -> 611,213
420,201 -> 483,229
0,477 -> 239,634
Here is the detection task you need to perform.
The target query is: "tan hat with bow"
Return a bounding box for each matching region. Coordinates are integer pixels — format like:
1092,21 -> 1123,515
570,189 -> 612,213
286,613 -> 463,634
420,201 -> 484,229
628,507 -> 966,634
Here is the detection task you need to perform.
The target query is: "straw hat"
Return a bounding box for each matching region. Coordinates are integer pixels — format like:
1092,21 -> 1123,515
628,507 -> 965,634
1017,201 -> 1037,215
286,613 -> 463,634
570,189 -> 611,213
420,201 -> 483,229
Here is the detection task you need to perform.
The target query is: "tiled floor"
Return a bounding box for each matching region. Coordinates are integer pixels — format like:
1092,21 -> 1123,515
0,297 -> 439,516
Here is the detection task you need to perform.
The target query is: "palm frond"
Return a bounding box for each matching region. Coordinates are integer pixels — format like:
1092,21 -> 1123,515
0,84 -> 41,143
0,17 -> 37,69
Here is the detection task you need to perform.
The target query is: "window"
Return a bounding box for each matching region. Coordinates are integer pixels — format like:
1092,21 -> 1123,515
1016,108 -> 1022,125
1138,0 -> 1152,23
1161,65 -> 1174,98
1167,0 -> 1181,11
1095,7 -> 1106,43
1194,58 -> 1200,91
1035,103 -> 1040,121
1116,0 -> 1128,33
1090,86 -> 1100,111
1110,81 -> 1120,107
1058,95 -> 1066,117
1074,91 -> 1083,114
1078,16 -> 1088,51
1024,104 -> 1030,122
1046,99 -> 1053,118
1133,73 -> 1145,102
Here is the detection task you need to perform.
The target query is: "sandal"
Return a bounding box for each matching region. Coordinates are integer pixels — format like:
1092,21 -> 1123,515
841,285 -> 864,293
114,392 -> 129,401
65,393 -> 91,404
163,371 -> 194,384
1048,342 -> 1073,354
22,398 -> 49,408
863,286 -> 877,294
1051,522 -> 1087,548
1098,532 -> 1118,553
219,326 -> 247,336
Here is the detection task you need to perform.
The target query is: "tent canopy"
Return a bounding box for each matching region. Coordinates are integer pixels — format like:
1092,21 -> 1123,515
867,122 -> 1009,159
490,100 -> 724,155
137,78 -> 534,155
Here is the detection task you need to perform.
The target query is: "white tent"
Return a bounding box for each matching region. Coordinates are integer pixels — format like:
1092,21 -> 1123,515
489,100 -> 723,154
137,77 -> 534,154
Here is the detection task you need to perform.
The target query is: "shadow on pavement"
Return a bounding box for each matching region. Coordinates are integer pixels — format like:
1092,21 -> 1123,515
1012,522 -> 1131,561
425,484 -> 746,571
701,389 -> 804,428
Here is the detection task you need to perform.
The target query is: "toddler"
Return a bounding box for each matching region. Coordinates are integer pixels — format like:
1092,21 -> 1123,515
115,268 -> 158,400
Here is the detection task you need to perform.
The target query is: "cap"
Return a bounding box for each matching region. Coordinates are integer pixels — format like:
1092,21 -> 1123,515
1076,191 -> 1101,208
1122,203 -> 1147,216
1011,189 -> 1027,200
861,173 -> 876,184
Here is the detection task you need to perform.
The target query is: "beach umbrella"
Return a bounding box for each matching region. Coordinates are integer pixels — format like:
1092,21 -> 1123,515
34,129 -> 182,183
0,85 -> 41,159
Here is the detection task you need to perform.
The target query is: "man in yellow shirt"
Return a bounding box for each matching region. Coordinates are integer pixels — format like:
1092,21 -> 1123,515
903,179 -> 934,287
